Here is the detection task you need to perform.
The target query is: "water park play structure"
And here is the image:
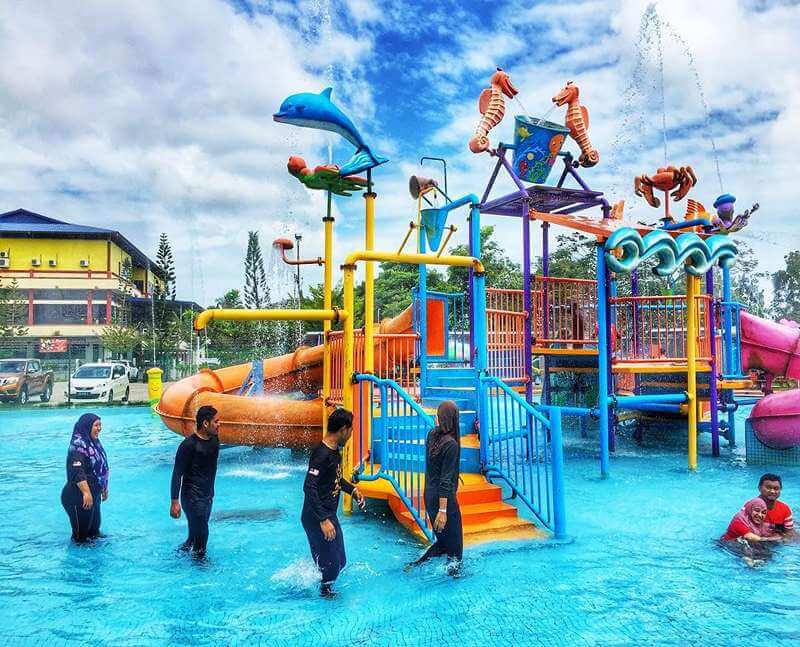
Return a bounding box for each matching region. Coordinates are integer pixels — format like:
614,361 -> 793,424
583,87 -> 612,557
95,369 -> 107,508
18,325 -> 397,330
157,67 -> 799,544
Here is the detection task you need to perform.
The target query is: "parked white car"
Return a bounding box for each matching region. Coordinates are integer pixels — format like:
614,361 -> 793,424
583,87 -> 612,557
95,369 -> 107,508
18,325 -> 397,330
115,360 -> 139,381
69,363 -> 130,403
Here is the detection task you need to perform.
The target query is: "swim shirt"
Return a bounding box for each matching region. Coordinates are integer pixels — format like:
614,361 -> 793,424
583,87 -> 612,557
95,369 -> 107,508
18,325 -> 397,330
766,500 -> 794,532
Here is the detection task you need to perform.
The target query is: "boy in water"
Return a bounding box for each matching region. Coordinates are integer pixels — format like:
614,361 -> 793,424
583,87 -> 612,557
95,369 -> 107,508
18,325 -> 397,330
170,405 -> 221,558
301,408 -> 365,597
758,473 -> 794,537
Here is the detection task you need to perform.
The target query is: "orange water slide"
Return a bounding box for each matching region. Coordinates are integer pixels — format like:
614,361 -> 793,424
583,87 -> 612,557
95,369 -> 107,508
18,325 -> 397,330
156,303 -> 444,447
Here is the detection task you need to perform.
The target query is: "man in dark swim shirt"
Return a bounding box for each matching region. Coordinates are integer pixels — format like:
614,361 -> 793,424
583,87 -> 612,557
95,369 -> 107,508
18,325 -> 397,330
170,405 -> 220,557
302,408 -> 365,596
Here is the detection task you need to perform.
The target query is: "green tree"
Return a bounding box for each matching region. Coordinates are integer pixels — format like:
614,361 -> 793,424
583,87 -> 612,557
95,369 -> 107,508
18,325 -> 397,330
772,250 -> 800,322
244,231 -> 269,309
374,262 -> 448,320
447,225 -> 522,293
0,278 -> 28,337
156,233 -> 177,299
205,289 -> 254,364
100,324 -> 141,358
536,232 -> 595,280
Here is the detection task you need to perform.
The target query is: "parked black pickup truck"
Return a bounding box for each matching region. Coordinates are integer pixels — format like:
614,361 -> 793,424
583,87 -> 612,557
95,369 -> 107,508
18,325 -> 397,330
0,359 -> 54,404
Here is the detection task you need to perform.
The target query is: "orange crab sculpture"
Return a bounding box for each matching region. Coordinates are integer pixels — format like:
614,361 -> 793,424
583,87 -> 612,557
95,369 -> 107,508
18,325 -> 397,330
634,165 -> 697,210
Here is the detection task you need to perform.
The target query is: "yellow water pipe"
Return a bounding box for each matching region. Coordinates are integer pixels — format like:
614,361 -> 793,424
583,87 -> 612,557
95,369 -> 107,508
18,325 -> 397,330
686,274 -> 699,471
194,308 -> 346,331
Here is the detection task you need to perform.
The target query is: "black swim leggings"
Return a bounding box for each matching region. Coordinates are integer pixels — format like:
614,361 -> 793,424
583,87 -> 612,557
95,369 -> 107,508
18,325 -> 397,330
61,485 -> 101,542
181,495 -> 212,556
415,492 -> 463,564
302,511 -> 346,585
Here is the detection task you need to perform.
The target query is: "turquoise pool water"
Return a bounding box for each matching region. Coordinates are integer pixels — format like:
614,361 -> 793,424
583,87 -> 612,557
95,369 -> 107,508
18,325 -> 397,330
1,405 -> 799,645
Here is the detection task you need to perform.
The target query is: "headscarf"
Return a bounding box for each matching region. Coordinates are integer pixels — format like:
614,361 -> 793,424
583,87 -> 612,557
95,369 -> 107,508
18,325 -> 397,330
69,413 -> 109,490
428,401 -> 460,457
731,497 -> 771,536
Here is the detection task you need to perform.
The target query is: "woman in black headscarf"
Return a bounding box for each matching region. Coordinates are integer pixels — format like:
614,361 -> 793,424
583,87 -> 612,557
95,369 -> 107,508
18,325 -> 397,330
60,413 -> 109,542
407,400 -> 463,569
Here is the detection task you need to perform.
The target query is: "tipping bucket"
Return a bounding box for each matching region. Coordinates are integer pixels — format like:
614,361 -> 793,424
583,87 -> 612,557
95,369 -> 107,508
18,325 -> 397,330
512,116 -> 569,184
420,207 -> 449,252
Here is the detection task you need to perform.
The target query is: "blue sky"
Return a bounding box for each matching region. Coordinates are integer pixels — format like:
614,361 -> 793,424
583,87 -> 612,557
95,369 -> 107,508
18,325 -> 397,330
0,0 -> 798,305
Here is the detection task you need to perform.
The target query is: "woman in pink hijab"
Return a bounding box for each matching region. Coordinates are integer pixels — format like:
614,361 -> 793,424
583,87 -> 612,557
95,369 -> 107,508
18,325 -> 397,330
721,497 -> 782,543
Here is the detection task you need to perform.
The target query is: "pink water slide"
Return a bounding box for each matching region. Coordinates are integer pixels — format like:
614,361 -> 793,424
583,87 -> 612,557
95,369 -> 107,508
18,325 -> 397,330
740,311 -> 800,449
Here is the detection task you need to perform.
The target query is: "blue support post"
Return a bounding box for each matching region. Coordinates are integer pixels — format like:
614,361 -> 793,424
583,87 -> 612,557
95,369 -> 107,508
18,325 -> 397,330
474,270 -> 489,467
550,406 -> 566,539
596,244 -> 610,477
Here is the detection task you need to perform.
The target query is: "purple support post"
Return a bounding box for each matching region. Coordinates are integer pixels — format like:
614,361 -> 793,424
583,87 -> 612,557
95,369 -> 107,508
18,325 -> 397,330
523,200 -> 533,404
706,269 -> 720,456
631,269 -> 640,393
468,210 -> 476,363
541,222 -> 550,405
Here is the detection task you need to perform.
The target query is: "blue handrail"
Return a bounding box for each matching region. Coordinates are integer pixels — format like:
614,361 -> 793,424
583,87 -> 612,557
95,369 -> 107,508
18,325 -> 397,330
478,374 -> 566,538
353,373 -> 435,541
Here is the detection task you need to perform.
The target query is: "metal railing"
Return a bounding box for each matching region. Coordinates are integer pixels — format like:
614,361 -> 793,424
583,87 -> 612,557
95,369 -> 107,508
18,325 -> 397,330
353,374 -> 435,541
478,375 -> 566,538
611,295 -> 713,362
487,307 -> 527,382
328,331 -> 420,404
720,300 -> 745,378
532,276 -> 598,348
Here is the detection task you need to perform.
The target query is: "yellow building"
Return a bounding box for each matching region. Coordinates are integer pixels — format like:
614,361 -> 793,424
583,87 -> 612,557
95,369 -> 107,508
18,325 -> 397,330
0,208 -> 194,364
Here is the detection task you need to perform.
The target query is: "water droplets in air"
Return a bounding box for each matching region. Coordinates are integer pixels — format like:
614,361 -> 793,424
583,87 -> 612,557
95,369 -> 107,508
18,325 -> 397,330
607,3 -> 725,212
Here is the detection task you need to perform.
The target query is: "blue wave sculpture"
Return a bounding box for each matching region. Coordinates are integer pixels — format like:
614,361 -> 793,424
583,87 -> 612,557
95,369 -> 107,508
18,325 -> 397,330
604,228 -> 737,276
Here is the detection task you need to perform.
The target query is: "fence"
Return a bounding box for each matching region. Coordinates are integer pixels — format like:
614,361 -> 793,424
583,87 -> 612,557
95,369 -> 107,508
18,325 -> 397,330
611,295 -> 712,362
327,331 -> 420,405
532,276 -> 598,349
720,300 -> 745,378
352,374 -> 435,541
414,289 -> 470,364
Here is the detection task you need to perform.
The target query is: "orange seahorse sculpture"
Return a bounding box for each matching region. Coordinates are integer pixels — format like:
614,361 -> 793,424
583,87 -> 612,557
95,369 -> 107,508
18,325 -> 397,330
552,81 -> 599,168
469,68 -> 518,154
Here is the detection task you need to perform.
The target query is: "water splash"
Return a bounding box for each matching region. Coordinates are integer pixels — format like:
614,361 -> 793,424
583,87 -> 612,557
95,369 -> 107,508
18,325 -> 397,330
270,557 -> 322,591
607,3 -> 726,208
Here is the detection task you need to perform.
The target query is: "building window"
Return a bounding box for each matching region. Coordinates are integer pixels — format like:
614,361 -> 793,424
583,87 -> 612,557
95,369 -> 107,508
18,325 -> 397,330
33,304 -> 87,325
92,304 -> 107,324
33,289 -> 91,301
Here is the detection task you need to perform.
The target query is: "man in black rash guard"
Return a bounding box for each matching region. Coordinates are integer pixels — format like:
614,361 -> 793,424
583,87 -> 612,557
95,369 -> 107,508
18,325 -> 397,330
302,408 -> 365,597
169,406 -> 220,558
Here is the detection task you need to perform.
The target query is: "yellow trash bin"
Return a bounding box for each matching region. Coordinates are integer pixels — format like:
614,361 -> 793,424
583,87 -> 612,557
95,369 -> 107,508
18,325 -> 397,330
146,367 -> 163,407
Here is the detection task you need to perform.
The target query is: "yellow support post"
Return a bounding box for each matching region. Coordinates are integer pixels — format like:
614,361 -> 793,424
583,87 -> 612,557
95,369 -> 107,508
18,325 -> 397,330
322,194 -> 334,439
364,191 -> 376,375
342,263 -> 356,512
686,273 -> 699,471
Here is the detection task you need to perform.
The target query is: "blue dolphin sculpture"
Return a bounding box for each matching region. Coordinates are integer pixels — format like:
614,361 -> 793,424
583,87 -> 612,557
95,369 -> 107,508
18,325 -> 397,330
274,87 -> 388,177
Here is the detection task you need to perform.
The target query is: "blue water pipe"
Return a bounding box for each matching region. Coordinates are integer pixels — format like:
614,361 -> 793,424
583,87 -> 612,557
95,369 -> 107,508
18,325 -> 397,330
595,244 -> 610,477
721,264 -> 737,447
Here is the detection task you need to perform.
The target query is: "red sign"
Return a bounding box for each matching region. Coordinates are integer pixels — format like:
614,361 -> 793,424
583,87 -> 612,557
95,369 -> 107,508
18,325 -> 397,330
40,338 -> 68,353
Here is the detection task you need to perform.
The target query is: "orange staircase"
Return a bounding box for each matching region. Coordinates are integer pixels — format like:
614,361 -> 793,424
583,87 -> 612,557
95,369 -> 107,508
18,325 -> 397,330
357,461 -> 544,545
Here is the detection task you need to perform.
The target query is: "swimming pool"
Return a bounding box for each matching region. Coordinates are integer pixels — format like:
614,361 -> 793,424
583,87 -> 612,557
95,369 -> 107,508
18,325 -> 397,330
1,405 -> 798,644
